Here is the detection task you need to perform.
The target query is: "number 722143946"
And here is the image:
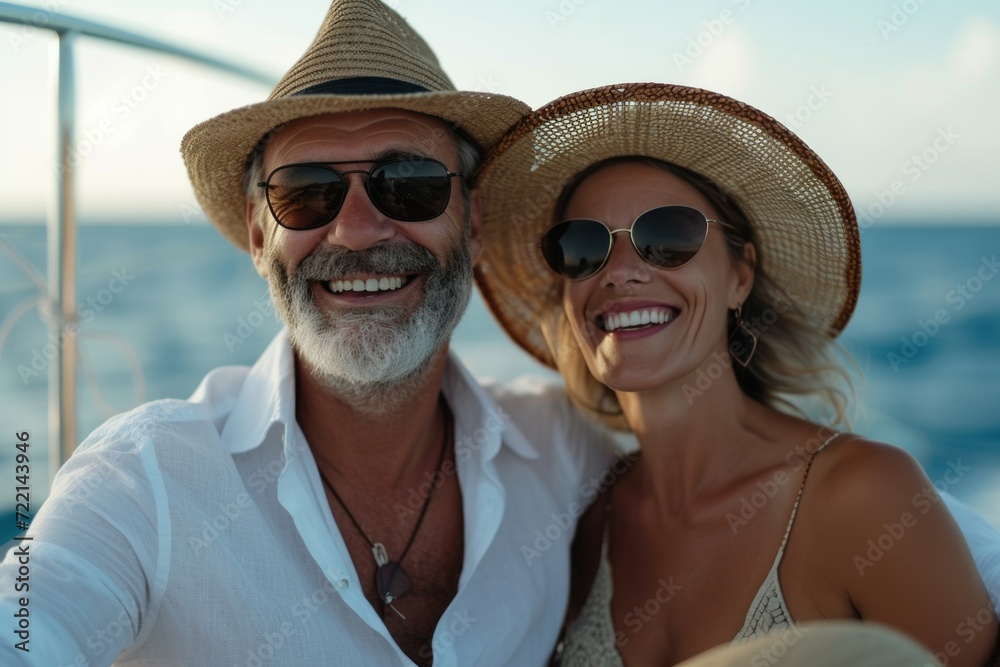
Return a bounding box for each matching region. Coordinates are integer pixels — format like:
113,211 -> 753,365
14,432 -> 30,533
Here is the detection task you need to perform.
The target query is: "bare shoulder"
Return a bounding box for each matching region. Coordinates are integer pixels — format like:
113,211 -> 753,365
804,434 -> 950,572
806,435 -> 932,513
803,434 -> 998,666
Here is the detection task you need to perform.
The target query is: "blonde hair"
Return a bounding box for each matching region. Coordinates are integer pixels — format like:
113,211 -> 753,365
540,157 -> 857,431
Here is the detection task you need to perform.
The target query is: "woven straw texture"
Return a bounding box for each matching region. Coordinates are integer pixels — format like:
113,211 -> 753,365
181,0 -> 530,252
473,83 -> 860,370
267,0 -> 452,98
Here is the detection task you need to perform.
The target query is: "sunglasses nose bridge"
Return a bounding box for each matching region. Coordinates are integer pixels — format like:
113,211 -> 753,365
608,226 -> 641,258
323,170 -> 398,250
335,167 -> 385,211
336,167 -> 370,180
600,226 -> 649,281
334,167 -> 372,197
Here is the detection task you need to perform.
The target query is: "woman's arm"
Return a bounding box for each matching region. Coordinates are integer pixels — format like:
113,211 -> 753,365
819,439 -> 997,667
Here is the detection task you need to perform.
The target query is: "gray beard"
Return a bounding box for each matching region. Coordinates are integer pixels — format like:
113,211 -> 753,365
267,235 -> 473,410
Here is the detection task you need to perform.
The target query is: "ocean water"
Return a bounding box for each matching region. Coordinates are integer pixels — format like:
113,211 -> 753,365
1,222 -> 999,529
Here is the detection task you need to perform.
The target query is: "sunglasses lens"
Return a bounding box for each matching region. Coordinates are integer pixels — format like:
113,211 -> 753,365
632,206 -> 709,268
369,159 -> 453,221
266,166 -> 345,230
541,219 -> 611,280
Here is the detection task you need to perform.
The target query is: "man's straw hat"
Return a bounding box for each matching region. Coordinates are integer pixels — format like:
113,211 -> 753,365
181,0 -> 530,252
473,83 -> 861,369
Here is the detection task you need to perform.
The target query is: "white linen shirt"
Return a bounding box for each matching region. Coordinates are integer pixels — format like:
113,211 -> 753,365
0,333 -> 616,666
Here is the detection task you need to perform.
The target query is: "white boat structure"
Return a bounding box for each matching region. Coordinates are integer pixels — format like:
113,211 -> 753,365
0,1 -> 275,485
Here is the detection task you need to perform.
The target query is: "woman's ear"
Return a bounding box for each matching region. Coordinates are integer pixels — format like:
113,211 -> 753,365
732,242 -> 757,307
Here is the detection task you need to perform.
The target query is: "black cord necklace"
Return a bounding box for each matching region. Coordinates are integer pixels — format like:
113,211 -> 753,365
316,402 -> 452,620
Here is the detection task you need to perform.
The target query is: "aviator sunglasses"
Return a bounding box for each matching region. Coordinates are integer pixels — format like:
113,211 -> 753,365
540,205 -> 737,280
257,157 -> 462,230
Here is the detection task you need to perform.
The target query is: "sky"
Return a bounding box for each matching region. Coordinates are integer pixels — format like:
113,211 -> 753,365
0,0 -> 998,224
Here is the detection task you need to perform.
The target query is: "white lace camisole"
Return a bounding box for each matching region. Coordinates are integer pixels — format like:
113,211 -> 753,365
558,432 -> 840,666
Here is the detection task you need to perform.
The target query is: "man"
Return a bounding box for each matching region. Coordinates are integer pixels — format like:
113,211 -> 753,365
0,1 -> 614,665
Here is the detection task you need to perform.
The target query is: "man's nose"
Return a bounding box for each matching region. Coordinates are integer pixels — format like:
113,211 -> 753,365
323,173 -> 396,250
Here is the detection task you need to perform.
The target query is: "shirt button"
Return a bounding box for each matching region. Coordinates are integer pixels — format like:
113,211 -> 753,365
339,578 -> 350,590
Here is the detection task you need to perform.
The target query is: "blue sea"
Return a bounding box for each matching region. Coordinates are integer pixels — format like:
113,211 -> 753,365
1,222 -> 999,531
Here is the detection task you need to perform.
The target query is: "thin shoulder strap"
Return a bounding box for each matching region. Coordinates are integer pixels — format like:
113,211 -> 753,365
774,431 -> 840,556
601,473 -> 615,549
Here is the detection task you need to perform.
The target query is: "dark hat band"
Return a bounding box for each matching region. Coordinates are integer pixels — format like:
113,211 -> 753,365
295,77 -> 430,96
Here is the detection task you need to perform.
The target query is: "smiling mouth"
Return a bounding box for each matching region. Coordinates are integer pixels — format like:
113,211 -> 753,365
324,275 -> 413,294
596,307 -> 677,333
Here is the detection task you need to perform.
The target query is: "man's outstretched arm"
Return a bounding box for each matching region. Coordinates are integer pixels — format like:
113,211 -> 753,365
0,423 -> 162,666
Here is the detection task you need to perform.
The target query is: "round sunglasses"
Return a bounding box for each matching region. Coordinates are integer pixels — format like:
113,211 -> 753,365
540,205 -> 737,280
257,157 -> 463,230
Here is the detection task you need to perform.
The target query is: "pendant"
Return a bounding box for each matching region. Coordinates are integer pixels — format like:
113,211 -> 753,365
372,543 -> 412,619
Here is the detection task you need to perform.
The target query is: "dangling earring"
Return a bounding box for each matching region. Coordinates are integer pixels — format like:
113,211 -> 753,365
729,304 -> 758,368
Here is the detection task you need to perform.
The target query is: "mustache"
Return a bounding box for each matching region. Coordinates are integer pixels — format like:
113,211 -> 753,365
295,241 -> 440,281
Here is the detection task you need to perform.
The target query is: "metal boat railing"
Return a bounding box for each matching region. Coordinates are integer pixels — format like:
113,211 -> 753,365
0,2 -> 276,482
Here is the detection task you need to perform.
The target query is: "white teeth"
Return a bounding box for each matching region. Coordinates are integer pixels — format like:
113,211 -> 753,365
327,276 -> 407,294
600,308 -> 676,332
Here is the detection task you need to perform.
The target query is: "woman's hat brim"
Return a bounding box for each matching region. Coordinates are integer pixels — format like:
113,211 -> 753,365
473,83 -> 861,370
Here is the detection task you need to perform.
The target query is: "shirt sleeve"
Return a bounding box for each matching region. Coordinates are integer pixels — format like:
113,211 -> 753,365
0,417 -> 164,666
941,490 -> 1000,607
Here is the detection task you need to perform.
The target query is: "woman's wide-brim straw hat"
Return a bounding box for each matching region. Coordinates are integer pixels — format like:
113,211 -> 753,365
181,0 -> 530,253
474,82 -> 861,370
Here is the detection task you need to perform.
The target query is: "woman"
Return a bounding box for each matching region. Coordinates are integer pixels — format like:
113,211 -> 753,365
473,84 -> 998,665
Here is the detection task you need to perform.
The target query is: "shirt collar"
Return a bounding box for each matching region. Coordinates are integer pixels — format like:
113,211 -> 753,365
220,331 -> 296,454
220,331 -> 539,461
441,347 -> 539,462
